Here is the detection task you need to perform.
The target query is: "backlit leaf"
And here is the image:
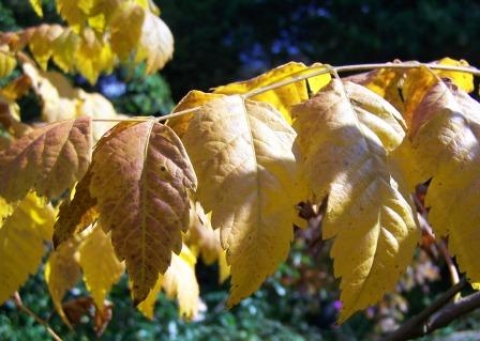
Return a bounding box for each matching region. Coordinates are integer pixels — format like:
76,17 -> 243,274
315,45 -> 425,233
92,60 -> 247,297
0,116 -> 92,201
0,45 -> 17,78
45,239 -> 82,327
110,2 -> 145,60
29,0 -> 43,17
137,244 -> 199,319
75,27 -> 115,84
52,28 -> 79,73
136,273 -> 163,319
162,245 -> 199,320
181,94 -> 306,307
78,225 -> 125,309
292,80 -> 419,322
89,121 -> 196,304
187,201 -> 222,265
434,57 -> 474,93
345,64 -> 405,114
134,11 -> 174,73
214,62 -> 331,123
406,73 -> 480,286
28,24 -> 63,70
56,0 -> 89,31
0,193 -> 55,305
167,90 -> 224,138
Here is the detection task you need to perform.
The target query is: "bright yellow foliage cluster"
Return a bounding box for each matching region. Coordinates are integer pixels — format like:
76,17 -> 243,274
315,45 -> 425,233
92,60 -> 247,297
1,0 -> 480,333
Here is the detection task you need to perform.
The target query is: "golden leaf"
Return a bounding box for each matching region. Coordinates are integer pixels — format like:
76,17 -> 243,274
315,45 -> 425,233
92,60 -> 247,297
134,11 -> 174,73
434,57 -> 474,93
75,27 -> 115,84
292,80 -> 419,322
78,225 -> 125,309
345,64 -> 405,114
0,193 -> 55,305
109,2 -> 145,60
136,272 -> 163,319
0,116 -> 92,201
181,95 -> 306,307
52,28 -> 79,73
89,121 -> 196,304
187,201 -> 222,265
137,244 -> 199,320
214,62 -> 331,123
162,245 -> 199,320
56,0 -> 89,31
23,62 -> 119,138
406,74 -> 480,286
28,24 -> 64,70
167,90 -> 224,138
45,240 -> 82,327
0,45 -> 17,78
29,0 -> 43,17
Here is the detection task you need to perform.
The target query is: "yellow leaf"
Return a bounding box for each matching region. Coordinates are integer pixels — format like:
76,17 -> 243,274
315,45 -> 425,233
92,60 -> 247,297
29,0 -> 43,17
406,75 -> 480,287
0,45 -> 17,78
137,244 -> 199,320
214,62 -> 331,123
45,240 -> 82,327
78,225 -> 125,308
181,95 -> 306,307
0,92 -> 31,138
109,3 -> 145,60
0,116 -> 92,202
23,62 -> 119,134
162,244 -> 199,320
402,66 -> 438,130
52,28 -> 79,73
76,90 -> 119,140
292,80 -> 419,322
76,28 -> 115,84
89,121 -> 197,304
434,57 -> 474,93
346,65 -> 405,114
0,193 -> 55,304
56,0 -> 89,31
28,24 -> 64,70
0,197 -> 14,222
23,63 -> 80,121
136,272 -> 163,319
187,201 -> 222,265
134,11 -> 173,73
167,90 -> 224,138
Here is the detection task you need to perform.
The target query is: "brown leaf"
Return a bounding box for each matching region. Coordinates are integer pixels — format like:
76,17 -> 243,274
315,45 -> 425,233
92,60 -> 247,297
89,121 -> 196,304
0,117 -> 92,201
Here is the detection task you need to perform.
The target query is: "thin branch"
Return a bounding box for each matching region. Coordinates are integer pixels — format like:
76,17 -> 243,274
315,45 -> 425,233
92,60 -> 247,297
243,62 -> 480,100
438,238 -> 460,289
380,279 -> 468,341
13,292 -> 63,341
